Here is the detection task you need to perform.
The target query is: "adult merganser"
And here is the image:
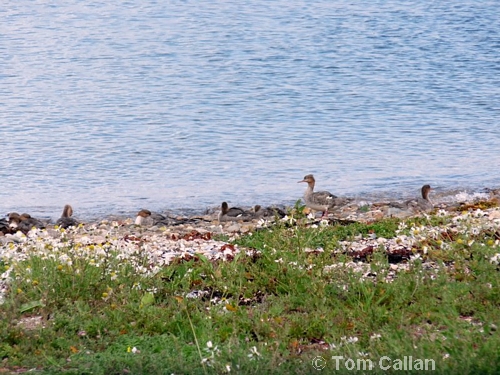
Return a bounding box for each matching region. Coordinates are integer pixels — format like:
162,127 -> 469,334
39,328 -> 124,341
218,202 -> 255,222
55,204 -> 79,229
8,212 -> 45,234
298,174 -> 351,217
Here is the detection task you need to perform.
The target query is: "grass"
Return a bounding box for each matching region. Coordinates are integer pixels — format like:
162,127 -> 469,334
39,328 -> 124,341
1,206 -> 500,374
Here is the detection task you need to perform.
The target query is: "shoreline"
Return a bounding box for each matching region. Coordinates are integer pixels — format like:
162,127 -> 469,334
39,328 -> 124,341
1,189 -> 499,243
1,185 -> 498,224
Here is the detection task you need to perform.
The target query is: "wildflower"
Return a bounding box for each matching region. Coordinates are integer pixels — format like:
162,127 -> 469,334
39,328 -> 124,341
490,253 -> 500,265
410,254 -> 421,262
470,227 -> 480,236
341,336 -> 358,345
201,357 -> 214,367
437,209 -> 448,217
257,218 -> 268,227
370,333 -> 381,340
248,346 -> 261,360
201,341 -> 220,366
397,221 -> 407,233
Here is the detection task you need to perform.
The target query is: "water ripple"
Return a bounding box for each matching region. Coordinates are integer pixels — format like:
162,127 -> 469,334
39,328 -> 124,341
1,0 -> 499,219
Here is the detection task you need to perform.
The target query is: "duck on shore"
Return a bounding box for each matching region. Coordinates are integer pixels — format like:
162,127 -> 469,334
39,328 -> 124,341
253,205 -> 287,219
218,202 -> 256,222
55,204 -> 80,229
8,212 -> 46,234
384,185 -> 434,217
0,217 -> 9,235
135,209 -> 173,226
298,174 -> 352,217
135,209 -> 209,226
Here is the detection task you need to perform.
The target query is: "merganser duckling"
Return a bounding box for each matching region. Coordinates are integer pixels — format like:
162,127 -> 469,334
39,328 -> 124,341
135,209 -> 186,226
0,217 -> 9,235
55,204 -> 79,229
252,205 -> 287,219
298,174 -> 350,217
411,184 -> 434,212
8,212 -> 45,234
388,185 -> 434,215
218,202 -> 255,222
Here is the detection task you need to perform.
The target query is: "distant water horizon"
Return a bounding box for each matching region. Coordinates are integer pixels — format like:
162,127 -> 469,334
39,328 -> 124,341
1,1 -> 499,220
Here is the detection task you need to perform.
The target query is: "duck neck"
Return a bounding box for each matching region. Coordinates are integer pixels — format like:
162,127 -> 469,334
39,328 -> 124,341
304,181 -> 315,198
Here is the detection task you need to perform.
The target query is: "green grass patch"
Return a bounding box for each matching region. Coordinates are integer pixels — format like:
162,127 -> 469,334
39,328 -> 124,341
1,210 -> 500,374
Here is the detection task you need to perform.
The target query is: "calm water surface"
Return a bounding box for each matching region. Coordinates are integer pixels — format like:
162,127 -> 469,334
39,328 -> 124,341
1,1 -> 499,219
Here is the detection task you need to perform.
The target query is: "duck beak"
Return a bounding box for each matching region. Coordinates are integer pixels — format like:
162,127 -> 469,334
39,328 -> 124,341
298,179 -> 306,183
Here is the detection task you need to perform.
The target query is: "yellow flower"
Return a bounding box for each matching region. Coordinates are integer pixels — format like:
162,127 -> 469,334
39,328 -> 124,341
57,265 -> 63,271
102,292 -> 109,298
32,280 -> 39,286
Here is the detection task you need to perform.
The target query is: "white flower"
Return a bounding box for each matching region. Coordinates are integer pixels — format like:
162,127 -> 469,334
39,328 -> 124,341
341,336 -> 358,345
248,346 -> 261,360
490,253 -> 500,265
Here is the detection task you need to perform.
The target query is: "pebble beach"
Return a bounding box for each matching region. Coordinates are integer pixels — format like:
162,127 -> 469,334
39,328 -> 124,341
2,191 -> 500,307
